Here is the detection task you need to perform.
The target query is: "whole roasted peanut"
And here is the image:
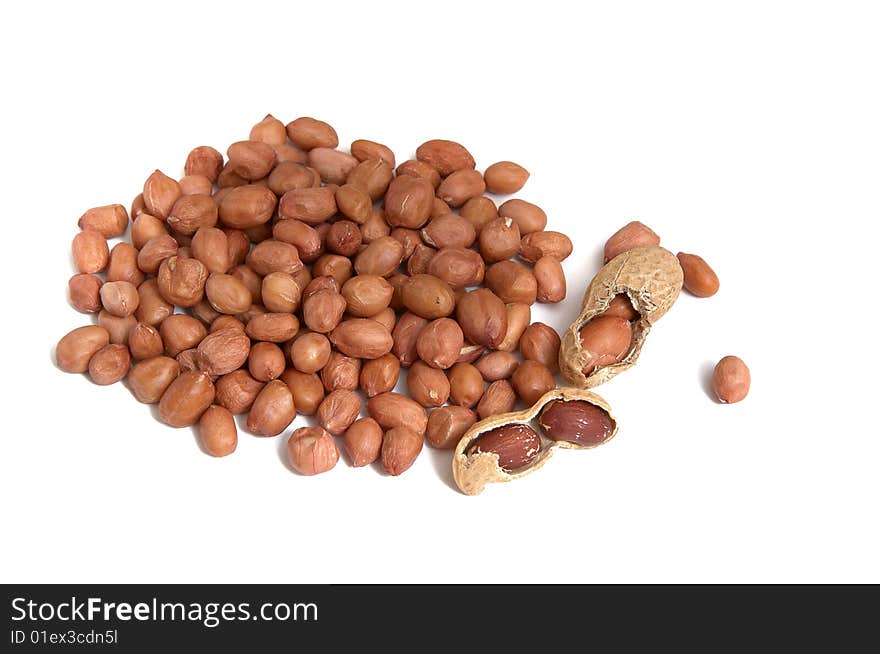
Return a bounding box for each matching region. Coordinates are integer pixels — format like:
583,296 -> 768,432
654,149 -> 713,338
479,217 -> 521,262
477,380 -> 516,419
210,315 -> 245,333
520,322 -> 561,372
359,353 -> 400,397
511,360 -> 556,405
304,275 -> 340,298
416,139 -> 475,176
286,117 -> 339,150
341,275 -> 393,317
460,196 -> 498,234
280,369 -> 324,415
321,351 -> 361,392
407,243 -> 436,276
427,247 -> 485,288
127,322 -> 164,360
370,307 -> 397,332
343,418 -> 384,466
485,261 -> 537,304
534,256 -> 566,303
167,194 -> 218,236
262,272 -> 301,313
179,174 -> 213,196
135,278 -> 173,326
69,273 -> 103,313
72,229 -> 109,274
383,175 -> 434,229
269,162 -> 317,196
78,204 -> 128,238
246,240 -> 303,276
416,318 -> 464,369
351,139 -> 395,166
157,256 -> 207,307
317,389 -> 361,435
288,426 -> 340,476
456,289 -> 508,349
199,405 -> 237,457
247,379 -> 296,436
249,115 -> 287,146
302,288 -> 347,333
603,294 -> 640,321
158,370 -> 215,427
273,143 -> 308,165
539,399 -> 616,447
408,360 -> 451,408
224,229 -> 251,267
215,369 -> 265,414
206,273 -> 252,315
87,344 -> 130,385
391,311 -> 427,367
143,170 -> 181,219
195,327 -> 251,376
307,147 -> 358,185
312,254 -> 353,287
185,146 -> 224,182
390,228 -> 421,259
498,199 -> 547,234
330,319 -> 393,359
325,220 -> 362,257
426,406 -> 477,449
475,351 -> 519,382
712,356 -> 750,403
245,313 -> 299,343
437,169 -> 485,207
248,342 -> 286,382
603,221 -> 660,263
497,303 -> 531,352
131,213 -> 168,249
227,140 -> 276,180
484,161 -> 530,195
520,231 -> 573,263
396,159 -> 441,188
189,227 -> 230,275
128,356 -> 180,404
354,236 -> 405,277
677,252 -> 720,297
347,158 -> 394,201
219,185 -> 277,229
367,392 -> 428,435
289,332 -> 332,373
107,243 -> 145,287
56,325 -> 110,373
98,311 -> 137,344
400,274 -> 456,320
466,424 -> 542,472
335,184 -> 372,224
578,315 -> 633,374
137,234 -> 178,274
381,427 -> 424,476
278,187 -> 337,225
447,362 -> 484,408
421,213 -> 476,249
273,219 -> 322,262
360,208 -> 392,243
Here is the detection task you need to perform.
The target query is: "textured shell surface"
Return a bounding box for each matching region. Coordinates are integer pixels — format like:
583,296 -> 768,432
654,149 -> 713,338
560,246 -> 682,388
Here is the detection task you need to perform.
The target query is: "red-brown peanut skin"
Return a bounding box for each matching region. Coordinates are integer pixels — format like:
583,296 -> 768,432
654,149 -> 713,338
287,426 -> 340,475
199,405 -> 237,457
603,221 -> 660,263
677,252 -> 720,298
56,326 -> 111,373
158,371 -> 215,427
342,418 -> 384,467
381,427 -> 424,476
712,356 -> 750,403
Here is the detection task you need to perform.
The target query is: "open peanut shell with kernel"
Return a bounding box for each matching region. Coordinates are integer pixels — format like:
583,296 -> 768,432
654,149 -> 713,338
559,246 -> 683,388
453,387 -> 617,496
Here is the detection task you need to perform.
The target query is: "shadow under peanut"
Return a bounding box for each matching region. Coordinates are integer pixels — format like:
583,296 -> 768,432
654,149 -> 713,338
426,446 -> 457,492
700,361 -> 720,403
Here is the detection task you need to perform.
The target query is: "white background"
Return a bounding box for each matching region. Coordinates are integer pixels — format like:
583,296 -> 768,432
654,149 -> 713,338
1,1 -> 878,583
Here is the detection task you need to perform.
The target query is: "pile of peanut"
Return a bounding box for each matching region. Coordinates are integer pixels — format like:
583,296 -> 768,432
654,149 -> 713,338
56,115 -> 579,476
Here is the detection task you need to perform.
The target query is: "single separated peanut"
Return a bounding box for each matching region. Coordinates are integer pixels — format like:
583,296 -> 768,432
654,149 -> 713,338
677,252 -> 720,297
712,356 -> 750,403
287,426 -> 340,475
498,199 -> 547,234
343,418 -> 384,467
381,427 -> 424,476
484,161 -> 529,194
199,405 -> 237,457
158,371 -> 215,427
